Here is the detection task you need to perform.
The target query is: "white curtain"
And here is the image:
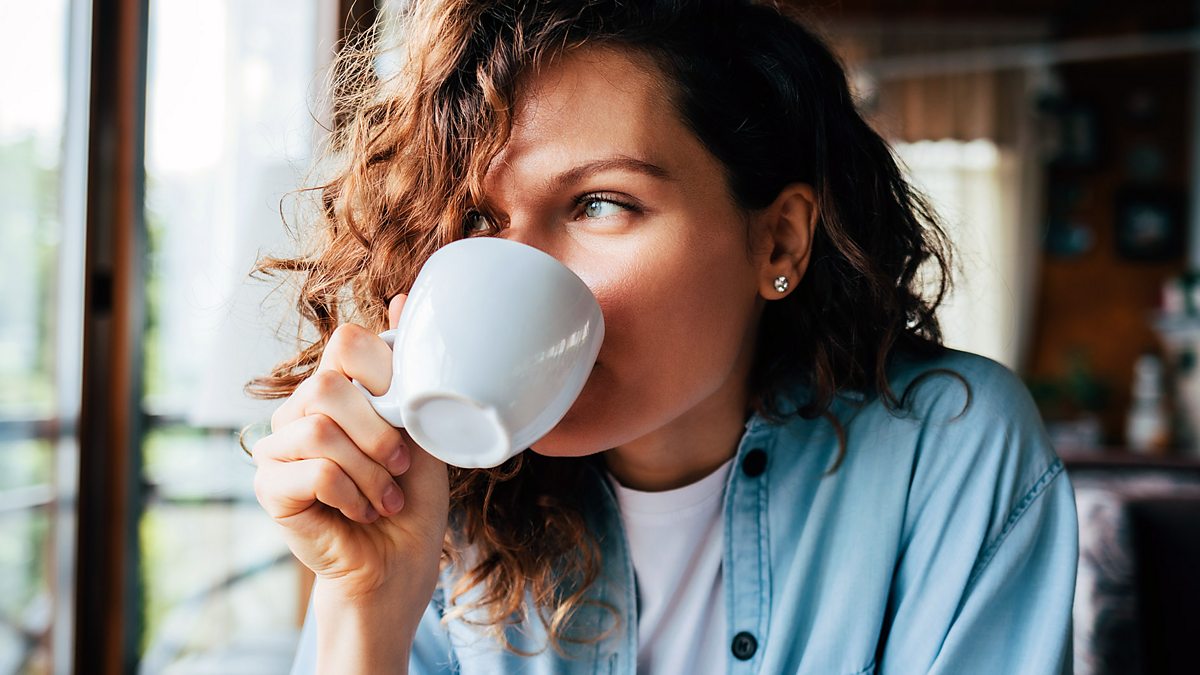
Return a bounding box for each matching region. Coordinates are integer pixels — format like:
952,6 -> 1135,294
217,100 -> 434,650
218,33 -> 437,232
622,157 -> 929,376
828,20 -> 1049,370
144,0 -> 336,429
894,139 -> 1042,370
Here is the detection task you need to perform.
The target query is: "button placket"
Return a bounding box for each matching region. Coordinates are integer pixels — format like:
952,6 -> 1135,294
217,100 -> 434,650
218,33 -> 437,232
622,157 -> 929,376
726,439 -> 770,672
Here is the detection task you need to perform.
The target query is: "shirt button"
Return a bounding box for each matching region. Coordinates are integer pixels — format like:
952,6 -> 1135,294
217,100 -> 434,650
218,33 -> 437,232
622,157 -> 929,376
741,449 -> 767,477
731,631 -> 758,660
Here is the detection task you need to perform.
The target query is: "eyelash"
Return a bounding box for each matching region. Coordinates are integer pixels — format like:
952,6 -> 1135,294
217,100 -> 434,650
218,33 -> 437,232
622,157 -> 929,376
463,210 -> 492,236
572,192 -> 639,220
462,192 -> 641,236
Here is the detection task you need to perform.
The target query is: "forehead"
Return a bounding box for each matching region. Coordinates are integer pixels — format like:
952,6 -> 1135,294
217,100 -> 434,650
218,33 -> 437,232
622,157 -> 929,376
486,46 -> 688,177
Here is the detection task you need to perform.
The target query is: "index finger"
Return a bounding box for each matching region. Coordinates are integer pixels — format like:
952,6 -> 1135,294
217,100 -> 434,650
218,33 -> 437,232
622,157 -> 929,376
388,294 -> 407,330
315,323 -> 393,395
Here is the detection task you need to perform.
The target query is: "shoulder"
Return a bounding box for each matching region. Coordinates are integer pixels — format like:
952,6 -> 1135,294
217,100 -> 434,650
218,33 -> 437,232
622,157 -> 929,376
835,347 -> 1055,466
886,347 -> 1041,430
873,348 -> 1070,557
762,348 -> 1056,479
880,346 -> 1061,476
764,348 -> 1069,554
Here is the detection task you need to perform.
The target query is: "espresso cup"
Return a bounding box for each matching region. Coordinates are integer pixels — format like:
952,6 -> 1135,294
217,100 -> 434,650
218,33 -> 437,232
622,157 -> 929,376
354,237 -> 604,468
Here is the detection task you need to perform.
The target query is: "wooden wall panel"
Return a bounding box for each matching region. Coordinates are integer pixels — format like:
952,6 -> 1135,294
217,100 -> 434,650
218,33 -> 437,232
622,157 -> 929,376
1027,53 -> 1193,443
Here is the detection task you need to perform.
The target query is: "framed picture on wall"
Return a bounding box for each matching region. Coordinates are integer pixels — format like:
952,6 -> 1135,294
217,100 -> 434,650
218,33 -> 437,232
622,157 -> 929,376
1115,188 -> 1185,262
1043,102 -> 1101,168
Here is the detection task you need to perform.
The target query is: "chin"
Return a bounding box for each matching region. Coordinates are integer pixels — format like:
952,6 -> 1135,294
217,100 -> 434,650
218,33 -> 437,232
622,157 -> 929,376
526,366 -> 618,458
527,411 -> 610,458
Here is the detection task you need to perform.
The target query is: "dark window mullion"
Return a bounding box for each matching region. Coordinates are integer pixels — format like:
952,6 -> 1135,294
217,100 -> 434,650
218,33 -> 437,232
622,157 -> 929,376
75,0 -> 150,673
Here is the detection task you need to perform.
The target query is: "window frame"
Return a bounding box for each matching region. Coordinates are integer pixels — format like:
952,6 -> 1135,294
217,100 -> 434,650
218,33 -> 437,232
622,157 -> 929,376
63,1 -> 376,673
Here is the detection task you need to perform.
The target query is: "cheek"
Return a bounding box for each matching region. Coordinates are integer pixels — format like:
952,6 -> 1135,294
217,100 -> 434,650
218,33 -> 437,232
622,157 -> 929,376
566,240 -> 756,414
532,270 -> 757,456
531,216 -> 761,456
597,233 -> 759,351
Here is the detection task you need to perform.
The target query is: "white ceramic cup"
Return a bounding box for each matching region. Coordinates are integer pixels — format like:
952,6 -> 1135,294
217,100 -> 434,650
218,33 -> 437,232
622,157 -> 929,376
354,237 -> 604,469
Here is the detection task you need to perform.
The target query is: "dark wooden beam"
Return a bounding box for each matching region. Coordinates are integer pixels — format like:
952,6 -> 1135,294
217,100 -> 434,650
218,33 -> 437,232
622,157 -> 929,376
332,0 -> 382,135
338,0 -> 380,47
75,0 -> 149,672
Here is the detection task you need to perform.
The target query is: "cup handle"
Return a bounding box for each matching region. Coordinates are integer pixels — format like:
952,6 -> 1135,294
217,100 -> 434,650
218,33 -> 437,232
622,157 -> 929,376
351,328 -> 406,428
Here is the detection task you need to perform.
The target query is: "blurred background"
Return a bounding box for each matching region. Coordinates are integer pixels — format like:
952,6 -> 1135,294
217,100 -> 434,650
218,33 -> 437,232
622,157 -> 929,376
2,0 -> 1199,673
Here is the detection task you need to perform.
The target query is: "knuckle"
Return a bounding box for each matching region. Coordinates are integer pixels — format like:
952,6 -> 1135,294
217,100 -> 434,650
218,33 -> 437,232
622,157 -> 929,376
329,323 -> 369,352
311,458 -> 343,493
306,369 -> 345,399
304,413 -> 341,445
367,428 -> 400,462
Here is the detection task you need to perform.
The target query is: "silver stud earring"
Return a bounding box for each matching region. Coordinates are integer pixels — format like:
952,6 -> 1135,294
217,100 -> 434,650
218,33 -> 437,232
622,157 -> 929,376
773,275 -> 790,293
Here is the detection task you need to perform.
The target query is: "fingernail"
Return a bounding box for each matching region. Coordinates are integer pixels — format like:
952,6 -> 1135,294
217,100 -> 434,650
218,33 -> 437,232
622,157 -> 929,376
388,445 -> 409,475
382,483 -> 404,514
364,505 -> 379,522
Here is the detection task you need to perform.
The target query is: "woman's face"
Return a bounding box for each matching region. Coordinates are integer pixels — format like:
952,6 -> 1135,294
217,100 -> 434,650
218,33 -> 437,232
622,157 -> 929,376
472,46 -> 772,458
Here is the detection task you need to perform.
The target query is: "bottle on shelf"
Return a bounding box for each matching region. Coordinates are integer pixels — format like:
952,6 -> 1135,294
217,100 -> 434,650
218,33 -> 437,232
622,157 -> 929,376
1126,352 -> 1170,454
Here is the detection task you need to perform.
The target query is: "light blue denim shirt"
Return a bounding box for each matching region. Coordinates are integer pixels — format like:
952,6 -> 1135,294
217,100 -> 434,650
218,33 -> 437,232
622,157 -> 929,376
292,349 -> 1079,674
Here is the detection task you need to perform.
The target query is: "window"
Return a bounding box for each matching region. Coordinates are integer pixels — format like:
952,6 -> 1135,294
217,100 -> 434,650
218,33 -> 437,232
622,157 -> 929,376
137,1 -> 333,670
894,138 -> 1040,370
0,0 -> 90,672
3,1 -> 358,672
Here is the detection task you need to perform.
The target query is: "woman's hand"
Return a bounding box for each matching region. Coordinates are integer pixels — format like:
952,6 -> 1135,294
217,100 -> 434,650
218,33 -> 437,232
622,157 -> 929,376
251,294 -> 449,611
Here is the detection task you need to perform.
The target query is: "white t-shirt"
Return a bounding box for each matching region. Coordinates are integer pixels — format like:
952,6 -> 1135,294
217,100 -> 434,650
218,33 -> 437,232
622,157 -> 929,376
608,458 -> 734,675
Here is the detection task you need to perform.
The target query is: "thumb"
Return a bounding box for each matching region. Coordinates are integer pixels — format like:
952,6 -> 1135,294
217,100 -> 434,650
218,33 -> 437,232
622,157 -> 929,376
388,294 -> 407,330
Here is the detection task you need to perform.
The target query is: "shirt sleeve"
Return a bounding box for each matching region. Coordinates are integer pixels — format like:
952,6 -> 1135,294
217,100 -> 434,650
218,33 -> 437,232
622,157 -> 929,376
289,585 -> 457,675
909,464 -> 1077,674
877,359 -> 1079,674
289,596 -> 317,675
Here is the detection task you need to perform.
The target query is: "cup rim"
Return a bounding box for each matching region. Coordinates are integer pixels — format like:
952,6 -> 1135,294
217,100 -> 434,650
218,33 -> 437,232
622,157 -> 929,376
435,237 -> 593,289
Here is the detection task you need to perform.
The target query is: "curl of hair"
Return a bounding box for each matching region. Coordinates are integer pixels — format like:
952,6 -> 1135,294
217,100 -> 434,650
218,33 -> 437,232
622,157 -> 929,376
248,0 -> 952,654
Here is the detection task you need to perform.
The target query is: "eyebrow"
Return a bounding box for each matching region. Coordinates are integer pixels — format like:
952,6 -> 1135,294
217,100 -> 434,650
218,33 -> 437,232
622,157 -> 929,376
546,156 -> 675,193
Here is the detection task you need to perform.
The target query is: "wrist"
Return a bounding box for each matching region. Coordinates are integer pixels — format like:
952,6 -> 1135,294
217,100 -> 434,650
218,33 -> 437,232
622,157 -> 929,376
313,579 -> 422,673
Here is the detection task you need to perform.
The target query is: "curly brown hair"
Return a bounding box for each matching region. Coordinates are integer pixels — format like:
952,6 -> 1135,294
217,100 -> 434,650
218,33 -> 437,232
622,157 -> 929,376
249,0 -> 951,655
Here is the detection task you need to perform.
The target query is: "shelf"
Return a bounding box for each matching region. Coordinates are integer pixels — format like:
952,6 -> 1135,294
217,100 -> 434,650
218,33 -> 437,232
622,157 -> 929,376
1060,450 -> 1200,471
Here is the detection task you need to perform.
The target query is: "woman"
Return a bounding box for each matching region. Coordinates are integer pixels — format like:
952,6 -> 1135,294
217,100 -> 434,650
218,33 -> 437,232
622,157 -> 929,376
250,1 -> 1078,673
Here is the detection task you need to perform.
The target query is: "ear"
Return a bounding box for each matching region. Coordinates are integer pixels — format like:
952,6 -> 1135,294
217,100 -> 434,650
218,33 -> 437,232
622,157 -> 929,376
754,183 -> 818,299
